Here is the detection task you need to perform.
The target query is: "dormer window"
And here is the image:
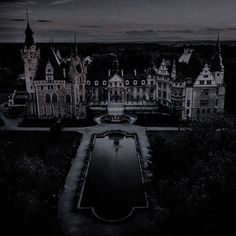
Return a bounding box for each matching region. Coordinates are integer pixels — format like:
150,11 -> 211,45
125,80 -> 129,85
95,80 -> 98,86
103,80 -> 107,86
133,80 -> 137,85
87,81 -> 90,85
141,80 -> 145,85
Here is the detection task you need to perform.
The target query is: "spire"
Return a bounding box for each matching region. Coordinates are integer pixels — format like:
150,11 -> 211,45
74,31 -> 78,56
215,32 -> 221,55
24,9 -> 34,47
211,34 -> 224,72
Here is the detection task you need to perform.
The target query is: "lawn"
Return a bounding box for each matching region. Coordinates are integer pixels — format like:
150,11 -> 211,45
0,131 -> 82,236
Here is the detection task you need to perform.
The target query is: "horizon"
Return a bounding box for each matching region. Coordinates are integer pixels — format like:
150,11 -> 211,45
1,1 -> 236,42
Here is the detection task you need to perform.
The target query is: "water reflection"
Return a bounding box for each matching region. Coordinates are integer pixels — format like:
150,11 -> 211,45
79,132 -> 147,221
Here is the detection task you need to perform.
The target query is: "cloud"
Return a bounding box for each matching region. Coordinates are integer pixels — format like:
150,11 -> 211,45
9,18 -> 25,22
80,25 -> 100,28
125,29 -> 195,35
50,0 -> 74,5
37,19 -> 52,23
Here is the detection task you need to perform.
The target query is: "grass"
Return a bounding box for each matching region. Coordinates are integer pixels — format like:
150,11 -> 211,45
0,131 -> 82,236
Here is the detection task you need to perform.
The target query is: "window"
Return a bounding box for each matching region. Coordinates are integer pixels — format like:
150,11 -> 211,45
158,90 -> 161,98
48,85 -> 50,90
197,109 -> 200,114
200,100 -> 208,107
142,80 -> 145,85
95,80 -> 98,86
103,80 -> 107,86
66,94 -> 71,104
45,93 -> 51,103
187,100 -> 190,107
200,80 -> 204,85
41,85 -> 43,90
163,91 -> 167,99
58,85 -> 60,90
30,76 -> 32,80
150,81 -> 154,86
125,80 -> 129,85
187,109 -> 190,115
216,99 -> 218,106
133,80 -> 137,85
52,93 -> 57,103
158,82 -> 161,87
163,83 -> 166,89
48,68 -> 52,73
207,80 -> 212,85
207,109 -> 210,113
202,109 -> 205,114
87,81 -> 90,85
51,85 -> 53,90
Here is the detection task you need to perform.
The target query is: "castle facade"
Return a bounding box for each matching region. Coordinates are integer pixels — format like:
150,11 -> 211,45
22,19 -> 225,121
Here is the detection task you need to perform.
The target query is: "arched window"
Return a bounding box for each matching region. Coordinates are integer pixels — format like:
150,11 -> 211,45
66,94 -> 71,104
52,93 -> 57,103
45,93 -> 51,103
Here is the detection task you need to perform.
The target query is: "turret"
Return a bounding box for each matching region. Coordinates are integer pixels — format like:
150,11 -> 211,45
211,34 -> 224,85
21,10 -> 40,94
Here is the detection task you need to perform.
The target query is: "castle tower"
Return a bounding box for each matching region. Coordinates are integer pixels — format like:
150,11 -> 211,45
21,10 -> 40,117
70,33 -> 87,119
211,34 -> 224,85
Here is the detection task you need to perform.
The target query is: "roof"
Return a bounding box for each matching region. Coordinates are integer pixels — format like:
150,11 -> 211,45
35,46 -> 71,81
178,48 -> 194,64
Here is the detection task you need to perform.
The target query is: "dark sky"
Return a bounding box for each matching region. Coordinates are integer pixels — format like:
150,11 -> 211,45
0,0 -> 236,42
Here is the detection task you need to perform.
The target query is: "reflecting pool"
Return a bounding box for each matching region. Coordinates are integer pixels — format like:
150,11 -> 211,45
78,132 -> 147,221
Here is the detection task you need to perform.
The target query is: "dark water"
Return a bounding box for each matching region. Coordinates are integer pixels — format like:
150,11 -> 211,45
79,132 -> 147,221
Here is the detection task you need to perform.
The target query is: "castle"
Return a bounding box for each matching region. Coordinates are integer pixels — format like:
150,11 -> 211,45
21,17 -> 225,121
